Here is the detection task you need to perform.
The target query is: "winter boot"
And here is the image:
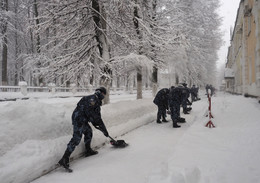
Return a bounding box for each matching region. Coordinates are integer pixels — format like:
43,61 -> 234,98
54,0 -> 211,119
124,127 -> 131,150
173,120 -> 181,128
85,148 -> 98,157
85,144 -> 98,157
157,118 -> 162,123
58,150 -> 71,169
162,117 -> 169,122
177,117 -> 186,123
183,110 -> 190,114
162,119 -> 168,122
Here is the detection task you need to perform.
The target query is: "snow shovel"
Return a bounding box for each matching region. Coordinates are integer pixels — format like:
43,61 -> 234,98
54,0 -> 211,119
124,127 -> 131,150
108,135 -> 128,148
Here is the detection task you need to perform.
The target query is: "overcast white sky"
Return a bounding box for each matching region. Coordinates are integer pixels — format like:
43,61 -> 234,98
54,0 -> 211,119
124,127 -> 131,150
217,0 -> 241,68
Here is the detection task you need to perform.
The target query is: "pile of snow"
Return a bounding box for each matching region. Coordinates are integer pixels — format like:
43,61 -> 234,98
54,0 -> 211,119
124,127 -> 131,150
0,93 -> 156,183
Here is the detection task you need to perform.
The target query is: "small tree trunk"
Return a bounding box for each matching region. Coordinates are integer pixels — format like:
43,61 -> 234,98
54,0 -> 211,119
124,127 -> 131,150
137,67 -> 142,99
133,0 -> 143,99
1,0 -> 8,85
152,66 -> 158,96
151,0 -> 158,96
33,0 -> 40,53
14,0 -> 19,85
92,0 -> 111,104
1,36 -> 8,85
176,74 -> 179,85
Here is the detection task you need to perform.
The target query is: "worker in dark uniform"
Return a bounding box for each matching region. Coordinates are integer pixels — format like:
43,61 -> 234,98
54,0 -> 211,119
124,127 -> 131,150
58,87 -> 109,169
153,88 -> 170,123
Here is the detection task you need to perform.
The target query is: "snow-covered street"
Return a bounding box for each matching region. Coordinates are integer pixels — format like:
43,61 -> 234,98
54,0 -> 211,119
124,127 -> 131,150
1,92 -> 260,183
32,120 -> 188,183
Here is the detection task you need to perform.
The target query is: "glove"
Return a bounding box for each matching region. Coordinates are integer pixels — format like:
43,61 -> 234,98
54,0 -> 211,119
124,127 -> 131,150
100,125 -> 109,137
103,129 -> 109,137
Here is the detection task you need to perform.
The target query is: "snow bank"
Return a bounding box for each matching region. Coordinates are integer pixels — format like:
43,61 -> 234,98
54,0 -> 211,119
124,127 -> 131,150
0,97 -> 156,183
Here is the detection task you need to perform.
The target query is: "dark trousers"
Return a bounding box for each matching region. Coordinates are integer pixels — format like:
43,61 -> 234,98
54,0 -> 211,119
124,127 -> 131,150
191,94 -> 196,102
170,103 -> 180,121
66,122 -> 93,153
182,98 -> 188,112
157,105 -> 167,120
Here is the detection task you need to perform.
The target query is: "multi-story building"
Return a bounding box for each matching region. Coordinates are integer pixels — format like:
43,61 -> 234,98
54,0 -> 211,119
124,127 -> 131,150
225,0 -> 260,98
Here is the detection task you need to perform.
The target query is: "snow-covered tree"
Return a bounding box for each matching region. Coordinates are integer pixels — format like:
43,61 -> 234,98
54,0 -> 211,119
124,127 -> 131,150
1,0 -> 223,97
105,0 -> 178,98
168,0 -> 222,86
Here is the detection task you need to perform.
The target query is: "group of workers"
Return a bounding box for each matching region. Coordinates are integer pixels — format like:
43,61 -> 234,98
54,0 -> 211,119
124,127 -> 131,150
58,84 -> 202,170
153,83 -> 200,128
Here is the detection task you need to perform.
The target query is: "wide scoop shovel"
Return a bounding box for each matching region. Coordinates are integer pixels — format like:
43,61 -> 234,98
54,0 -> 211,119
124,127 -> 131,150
109,135 -> 128,148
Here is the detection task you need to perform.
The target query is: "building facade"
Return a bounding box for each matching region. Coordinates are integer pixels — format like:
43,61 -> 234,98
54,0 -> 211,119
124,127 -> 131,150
225,0 -> 260,97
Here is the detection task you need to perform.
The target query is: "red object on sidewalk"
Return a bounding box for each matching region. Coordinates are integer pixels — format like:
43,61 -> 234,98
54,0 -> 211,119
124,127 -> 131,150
205,92 -> 215,128
205,120 -> 215,128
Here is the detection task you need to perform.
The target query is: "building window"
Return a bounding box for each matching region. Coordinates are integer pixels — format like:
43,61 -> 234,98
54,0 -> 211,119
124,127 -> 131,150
248,16 -> 251,36
249,57 -> 252,84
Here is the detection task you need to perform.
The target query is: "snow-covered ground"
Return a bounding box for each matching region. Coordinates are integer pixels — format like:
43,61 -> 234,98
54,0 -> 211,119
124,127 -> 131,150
0,91 -> 260,183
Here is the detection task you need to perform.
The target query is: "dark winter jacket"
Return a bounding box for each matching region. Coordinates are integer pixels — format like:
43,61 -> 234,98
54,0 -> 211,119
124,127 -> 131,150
168,86 -> 183,106
182,87 -> 190,99
190,86 -> 197,95
153,88 -> 169,109
72,91 -> 108,134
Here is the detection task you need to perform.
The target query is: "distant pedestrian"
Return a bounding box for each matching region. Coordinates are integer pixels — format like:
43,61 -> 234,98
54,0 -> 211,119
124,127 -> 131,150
191,85 -> 199,102
153,88 -> 170,123
58,87 -> 109,170
195,86 -> 200,100
209,85 -> 215,96
205,84 -> 210,95
206,84 -> 215,96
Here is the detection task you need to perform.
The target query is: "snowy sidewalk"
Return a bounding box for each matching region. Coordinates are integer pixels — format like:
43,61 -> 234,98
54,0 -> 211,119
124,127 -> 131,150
32,93 -> 260,183
32,96 -> 206,183
1,92 -> 260,183
32,119 -> 193,183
